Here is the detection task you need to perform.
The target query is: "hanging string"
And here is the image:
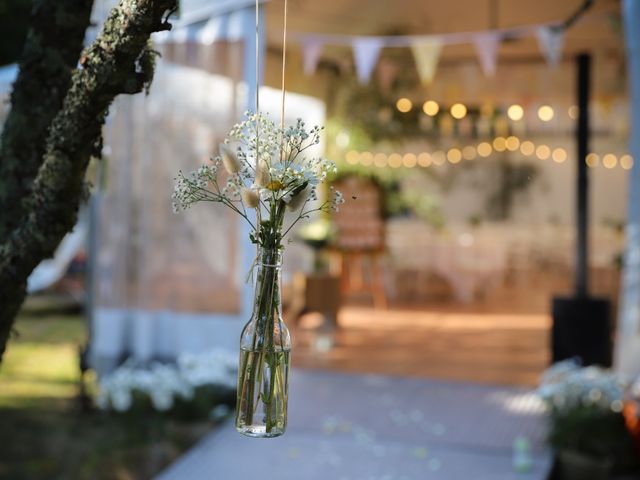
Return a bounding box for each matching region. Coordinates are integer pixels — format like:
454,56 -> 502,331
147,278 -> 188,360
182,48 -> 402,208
255,0 -> 260,171
280,0 -> 288,159
254,0 -> 262,248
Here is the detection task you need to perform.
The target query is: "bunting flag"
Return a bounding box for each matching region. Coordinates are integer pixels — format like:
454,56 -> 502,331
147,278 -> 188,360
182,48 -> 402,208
301,39 -> 324,76
352,37 -> 384,84
536,26 -> 565,67
473,33 -> 501,76
292,17 -> 573,79
410,39 -> 442,85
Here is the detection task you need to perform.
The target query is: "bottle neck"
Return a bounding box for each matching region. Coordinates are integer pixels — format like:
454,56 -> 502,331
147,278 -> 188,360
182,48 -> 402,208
252,247 -> 283,320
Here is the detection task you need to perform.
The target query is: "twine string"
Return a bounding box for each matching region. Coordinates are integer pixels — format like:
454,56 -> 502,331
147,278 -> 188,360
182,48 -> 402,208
280,0 -> 288,161
255,0 -> 260,171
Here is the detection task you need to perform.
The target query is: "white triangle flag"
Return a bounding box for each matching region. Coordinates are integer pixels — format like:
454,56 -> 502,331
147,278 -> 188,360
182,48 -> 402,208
410,39 -> 442,85
301,39 -> 324,76
536,26 -> 565,67
473,33 -> 500,76
352,37 -> 384,84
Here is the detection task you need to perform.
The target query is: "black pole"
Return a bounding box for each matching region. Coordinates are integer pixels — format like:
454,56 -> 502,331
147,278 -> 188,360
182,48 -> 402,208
551,53 -> 611,367
575,53 -> 590,298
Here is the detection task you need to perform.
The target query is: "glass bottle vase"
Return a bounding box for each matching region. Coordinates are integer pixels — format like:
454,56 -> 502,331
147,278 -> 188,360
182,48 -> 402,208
236,248 -> 291,438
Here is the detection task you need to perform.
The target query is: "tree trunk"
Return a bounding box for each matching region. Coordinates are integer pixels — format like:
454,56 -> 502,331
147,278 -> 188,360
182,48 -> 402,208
0,0 -> 94,240
0,0 -> 178,361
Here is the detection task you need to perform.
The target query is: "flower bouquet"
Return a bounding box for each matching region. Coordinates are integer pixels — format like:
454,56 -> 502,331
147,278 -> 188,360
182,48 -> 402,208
173,113 -> 343,437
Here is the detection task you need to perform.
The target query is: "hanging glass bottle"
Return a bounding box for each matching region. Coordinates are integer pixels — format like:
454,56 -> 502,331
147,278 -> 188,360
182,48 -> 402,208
236,247 -> 291,438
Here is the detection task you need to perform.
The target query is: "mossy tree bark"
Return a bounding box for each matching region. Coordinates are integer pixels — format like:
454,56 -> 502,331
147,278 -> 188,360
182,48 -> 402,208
0,0 -> 178,361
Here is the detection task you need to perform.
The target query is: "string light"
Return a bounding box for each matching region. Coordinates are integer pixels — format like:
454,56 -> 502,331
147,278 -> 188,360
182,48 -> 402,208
585,153 -> 599,167
603,154 -> 617,169
568,105 -> 579,120
506,136 -> 520,151
493,137 -> 506,152
552,147 -> 567,163
620,154 -> 634,170
388,153 -> 402,168
447,148 -> 462,164
418,152 -> 432,167
536,145 -> 551,160
360,151 -> 373,166
423,100 -> 439,116
336,131 -> 350,148
396,98 -> 412,113
374,153 -> 387,167
507,104 -> 524,121
450,103 -> 467,120
343,145 -> 631,171
403,153 -> 417,168
432,151 -> 446,165
462,145 -> 477,160
477,142 -> 493,157
538,105 -> 554,122
520,141 -> 535,156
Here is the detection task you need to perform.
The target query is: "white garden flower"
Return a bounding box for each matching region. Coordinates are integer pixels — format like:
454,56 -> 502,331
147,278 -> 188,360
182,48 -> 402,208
111,389 -> 133,412
150,390 -> 174,411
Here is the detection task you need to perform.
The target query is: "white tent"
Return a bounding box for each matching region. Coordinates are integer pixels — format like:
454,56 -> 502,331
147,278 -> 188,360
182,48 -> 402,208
89,0 -> 325,373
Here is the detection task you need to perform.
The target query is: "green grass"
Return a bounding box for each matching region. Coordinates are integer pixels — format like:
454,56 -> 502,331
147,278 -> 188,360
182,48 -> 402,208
0,312 -> 213,480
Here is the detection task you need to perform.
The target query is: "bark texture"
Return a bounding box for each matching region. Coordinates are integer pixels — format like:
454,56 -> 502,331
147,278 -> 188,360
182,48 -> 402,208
0,0 -> 178,361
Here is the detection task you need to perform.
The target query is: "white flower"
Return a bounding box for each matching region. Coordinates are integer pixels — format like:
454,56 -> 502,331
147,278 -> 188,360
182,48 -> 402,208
241,187 -> 260,209
220,143 -> 241,175
151,390 -> 174,411
111,389 -> 132,412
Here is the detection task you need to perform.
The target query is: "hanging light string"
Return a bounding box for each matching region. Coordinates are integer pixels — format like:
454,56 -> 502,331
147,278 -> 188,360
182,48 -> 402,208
280,0 -> 288,160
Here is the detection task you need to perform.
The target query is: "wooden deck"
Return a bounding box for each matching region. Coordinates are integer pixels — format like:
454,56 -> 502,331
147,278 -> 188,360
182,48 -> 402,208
293,305 -> 551,387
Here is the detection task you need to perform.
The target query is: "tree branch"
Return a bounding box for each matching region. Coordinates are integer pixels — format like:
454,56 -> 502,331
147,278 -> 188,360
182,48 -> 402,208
0,0 -> 178,361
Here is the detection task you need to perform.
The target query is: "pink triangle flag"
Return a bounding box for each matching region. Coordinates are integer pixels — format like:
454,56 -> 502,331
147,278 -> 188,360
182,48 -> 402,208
473,32 -> 500,76
352,37 -> 384,84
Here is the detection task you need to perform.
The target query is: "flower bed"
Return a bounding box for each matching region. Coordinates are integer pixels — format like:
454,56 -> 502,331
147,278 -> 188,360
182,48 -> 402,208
97,350 -> 237,420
